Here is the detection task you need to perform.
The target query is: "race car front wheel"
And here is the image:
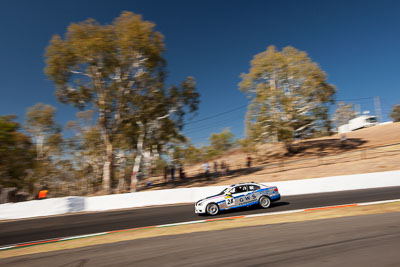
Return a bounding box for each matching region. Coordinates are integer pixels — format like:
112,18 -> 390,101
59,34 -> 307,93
206,203 -> 219,216
259,196 -> 271,208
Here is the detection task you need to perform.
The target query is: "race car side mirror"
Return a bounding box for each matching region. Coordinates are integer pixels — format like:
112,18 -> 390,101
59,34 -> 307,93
226,192 -> 232,196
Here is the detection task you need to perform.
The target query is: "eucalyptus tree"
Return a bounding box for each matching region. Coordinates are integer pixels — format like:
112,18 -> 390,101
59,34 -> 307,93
209,128 -> 235,153
239,46 -> 335,152
0,115 -> 35,191
45,12 -> 199,193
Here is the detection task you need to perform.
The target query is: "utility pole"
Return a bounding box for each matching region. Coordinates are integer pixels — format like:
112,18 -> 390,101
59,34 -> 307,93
374,96 -> 382,123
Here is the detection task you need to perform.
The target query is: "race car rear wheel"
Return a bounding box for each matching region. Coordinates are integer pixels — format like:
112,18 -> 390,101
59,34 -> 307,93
206,203 -> 219,216
259,196 -> 271,208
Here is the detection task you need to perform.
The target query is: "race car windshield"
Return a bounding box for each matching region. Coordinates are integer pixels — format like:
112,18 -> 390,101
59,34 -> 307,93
217,188 -> 230,195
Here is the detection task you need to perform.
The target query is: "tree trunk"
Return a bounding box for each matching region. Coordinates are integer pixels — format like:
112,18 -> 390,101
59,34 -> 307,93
143,149 -> 151,177
102,142 -> 113,194
130,131 -> 145,192
36,135 -> 44,160
117,157 -> 126,193
149,145 -> 160,176
130,154 -> 141,192
92,163 -> 101,194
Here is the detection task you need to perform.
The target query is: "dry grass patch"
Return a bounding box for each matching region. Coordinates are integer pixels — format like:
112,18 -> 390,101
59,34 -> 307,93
1,201 -> 400,259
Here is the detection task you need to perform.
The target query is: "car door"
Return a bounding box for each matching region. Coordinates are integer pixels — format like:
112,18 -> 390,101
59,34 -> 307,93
223,187 -> 236,208
230,185 -> 249,208
247,184 -> 260,205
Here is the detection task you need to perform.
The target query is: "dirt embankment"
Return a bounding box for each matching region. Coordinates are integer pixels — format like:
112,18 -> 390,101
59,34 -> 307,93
145,123 -> 400,190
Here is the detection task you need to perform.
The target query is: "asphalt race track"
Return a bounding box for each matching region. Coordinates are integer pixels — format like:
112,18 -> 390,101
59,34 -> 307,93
0,186 -> 399,247
2,211 -> 400,266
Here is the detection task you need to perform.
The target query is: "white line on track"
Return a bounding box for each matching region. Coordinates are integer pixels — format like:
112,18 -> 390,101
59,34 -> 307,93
357,199 -> 400,206
60,232 -> 108,241
157,220 -> 207,228
245,209 -> 305,218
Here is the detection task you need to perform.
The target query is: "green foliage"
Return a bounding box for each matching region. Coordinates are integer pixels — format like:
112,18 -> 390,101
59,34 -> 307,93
45,13 -> 165,109
168,141 -> 203,166
239,45 -> 335,150
237,137 -> 258,155
168,129 -> 236,165
0,115 -> 35,189
390,104 -> 400,122
193,129 -> 237,161
201,146 -> 220,161
182,145 -> 203,165
25,104 -> 58,134
209,128 -> 235,153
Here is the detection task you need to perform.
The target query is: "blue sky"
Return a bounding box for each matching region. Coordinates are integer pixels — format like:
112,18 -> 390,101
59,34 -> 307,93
0,0 -> 399,145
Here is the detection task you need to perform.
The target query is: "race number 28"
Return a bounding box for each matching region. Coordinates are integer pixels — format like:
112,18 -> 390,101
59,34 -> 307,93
226,197 -> 235,206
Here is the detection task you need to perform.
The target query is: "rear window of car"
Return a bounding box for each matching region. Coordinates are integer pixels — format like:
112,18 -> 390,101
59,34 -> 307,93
248,185 -> 260,191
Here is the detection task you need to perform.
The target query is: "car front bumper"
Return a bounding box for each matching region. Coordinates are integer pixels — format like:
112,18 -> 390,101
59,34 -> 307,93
195,206 -> 206,214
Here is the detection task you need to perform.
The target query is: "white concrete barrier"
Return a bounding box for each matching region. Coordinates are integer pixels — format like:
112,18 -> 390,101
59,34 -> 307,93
265,170 -> 400,196
1,170 -> 399,220
0,197 -> 84,220
85,186 -> 226,211
86,170 -> 400,211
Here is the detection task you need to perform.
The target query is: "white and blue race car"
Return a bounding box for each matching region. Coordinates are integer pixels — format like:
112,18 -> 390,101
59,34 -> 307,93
195,182 -> 281,216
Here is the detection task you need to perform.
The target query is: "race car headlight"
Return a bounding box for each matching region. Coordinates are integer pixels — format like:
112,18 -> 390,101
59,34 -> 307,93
196,201 -> 203,206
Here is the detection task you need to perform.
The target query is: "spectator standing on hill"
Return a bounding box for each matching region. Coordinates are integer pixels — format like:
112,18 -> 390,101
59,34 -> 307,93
179,166 -> 185,179
138,171 -> 143,181
202,162 -> 210,179
213,161 -> 218,177
221,161 -> 226,176
170,165 -> 175,181
247,156 -> 252,168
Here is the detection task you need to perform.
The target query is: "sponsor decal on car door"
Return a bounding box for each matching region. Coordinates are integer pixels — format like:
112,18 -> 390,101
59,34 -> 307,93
233,192 -> 256,206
